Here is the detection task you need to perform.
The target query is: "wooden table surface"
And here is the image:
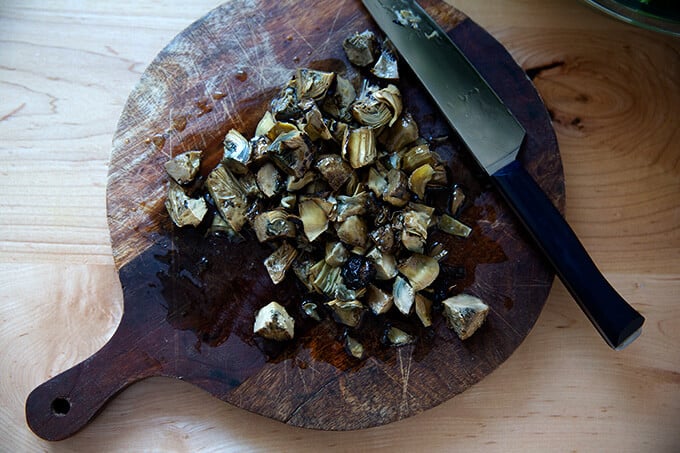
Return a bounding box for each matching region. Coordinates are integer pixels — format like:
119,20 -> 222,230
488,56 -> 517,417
1,0 -> 678,451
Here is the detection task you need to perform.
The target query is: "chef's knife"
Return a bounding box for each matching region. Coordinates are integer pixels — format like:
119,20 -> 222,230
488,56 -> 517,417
362,0 -> 644,349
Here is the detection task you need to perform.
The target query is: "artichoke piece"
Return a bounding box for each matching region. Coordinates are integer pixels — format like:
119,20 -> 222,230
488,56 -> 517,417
345,335 -> 365,359
335,192 -> 369,222
369,223 -> 396,254
398,254 -> 440,291
449,185 -> 466,216
326,299 -> 364,327
393,275 -> 415,315
292,257 -> 315,292
301,100 -> 333,141
428,241 -> 449,262
165,180 -> 207,228
336,215 -> 368,249
342,30 -> 377,67
310,259 -> 342,296
266,121 -> 298,141
222,129 -> 251,174
271,80 -> 300,120
296,68 -> 334,101
256,162 -> 283,198
205,166 -> 248,232
267,130 -> 314,179
408,163 -> 435,199
334,280 -> 367,301
366,247 -> 398,280
286,171 -> 316,192
280,193 -> 297,210
255,111 -> 277,137
165,150 -> 201,185
264,241 -> 298,285
330,120 -> 350,149
367,166 -> 387,198
430,163 -> 449,186
250,135 -> 271,163
371,40 -> 399,80
383,168 -> 410,207
379,112 -> 419,152
302,300 -> 321,321
315,154 -> 352,191
408,202 -> 436,226
351,84 -> 402,128
253,301 -> 295,341
346,127 -> 377,169
415,294 -> 433,327
385,326 -> 415,346
322,75 -> 356,121
366,284 -> 393,315
442,294 -> 489,340
325,241 -> 349,267
401,209 -> 430,253
439,214 -> 472,238
299,198 -> 329,242
252,209 -> 296,242
401,144 -> 436,173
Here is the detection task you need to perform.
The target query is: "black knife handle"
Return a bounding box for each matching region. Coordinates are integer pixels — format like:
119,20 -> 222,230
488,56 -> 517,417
491,160 -> 644,349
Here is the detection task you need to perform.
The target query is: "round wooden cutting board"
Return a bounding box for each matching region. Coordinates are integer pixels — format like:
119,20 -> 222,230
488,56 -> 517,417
26,0 -> 564,441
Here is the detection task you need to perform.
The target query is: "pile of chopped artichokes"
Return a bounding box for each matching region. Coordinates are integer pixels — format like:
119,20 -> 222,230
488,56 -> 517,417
164,31 -> 489,356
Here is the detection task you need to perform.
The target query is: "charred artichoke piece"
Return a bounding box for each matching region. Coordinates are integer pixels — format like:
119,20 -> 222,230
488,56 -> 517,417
393,275 -> 415,315
253,301 -> 295,341
345,335 -> 365,359
398,254 -> 440,291
336,215 -> 368,249
415,294 -> 433,327
302,300 -> 322,321
335,192 -> 369,222
366,284 -> 393,315
439,214 -> 472,238
442,294 -> 489,340
385,326 -> 415,346
408,163 -> 435,199
383,168 -> 410,207
401,144 -> 436,173
205,166 -> 248,232
298,198 -> 329,242
165,180 -> 207,228
449,185 -> 466,216
271,79 -> 300,120
267,130 -> 314,179
326,299 -> 364,327
379,112 -> 419,153
253,209 -> 296,242
325,241 -> 349,267
346,127 -> 377,169
367,166 -> 388,198
250,135 -> 271,163
256,162 -> 283,198
369,223 -> 396,254
286,171 -> 316,192
296,68 -> 335,101
342,30 -> 377,67
400,209 -> 430,253
366,247 -> 398,280
322,75 -> 356,121
222,129 -> 251,174
301,99 -> 333,141
315,154 -> 352,191
264,241 -> 298,284
165,150 -> 201,185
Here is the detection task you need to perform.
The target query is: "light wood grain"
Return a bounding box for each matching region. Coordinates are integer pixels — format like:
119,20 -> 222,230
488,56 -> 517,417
1,0 -> 679,451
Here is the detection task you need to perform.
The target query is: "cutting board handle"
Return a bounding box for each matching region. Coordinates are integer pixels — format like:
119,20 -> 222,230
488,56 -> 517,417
25,315 -> 161,441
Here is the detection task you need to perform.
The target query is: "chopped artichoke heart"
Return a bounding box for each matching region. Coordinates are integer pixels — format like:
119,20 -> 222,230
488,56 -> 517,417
205,166 -> 248,232
326,299 -> 364,327
322,75 -> 356,121
371,45 -> 399,80
267,130 -> 314,178
299,199 -> 329,242
165,181 -> 207,228
342,30 -> 377,67
165,150 -> 201,185
366,284 -> 393,315
398,254 -> 440,291
296,68 -> 335,101
286,171 -> 316,192
303,102 -> 333,141
347,127 -> 377,169
336,215 -> 368,248
442,294 -> 489,340
325,241 -> 349,267
408,163 -> 435,199
335,192 -> 369,222
367,167 -> 388,198
222,129 -> 251,174
415,294 -> 433,327
386,326 -> 415,346
439,214 -> 472,238
264,242 -> 298,284
255,111 -> 277,137
315,154 -> 352,191
379,112 -> 419,152
253,301 -> 295,341
402,144 -> 437,173
393,276 -> 415,315
345,336 -> 365,359
383,168 -> 410,207
366,247 -> 398,280
256,162 -> 283,198
310,260 -> 342,296
253,210 -> 296,242
372,84 -> 402,127
369,223 -> 396,254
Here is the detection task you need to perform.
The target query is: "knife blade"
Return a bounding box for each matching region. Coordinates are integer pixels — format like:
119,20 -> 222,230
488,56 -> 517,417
362,0 -> 644,349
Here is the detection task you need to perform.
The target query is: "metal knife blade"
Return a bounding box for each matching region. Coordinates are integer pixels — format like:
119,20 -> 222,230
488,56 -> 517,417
362,0 -> 645,349
361,0 -> 525,175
